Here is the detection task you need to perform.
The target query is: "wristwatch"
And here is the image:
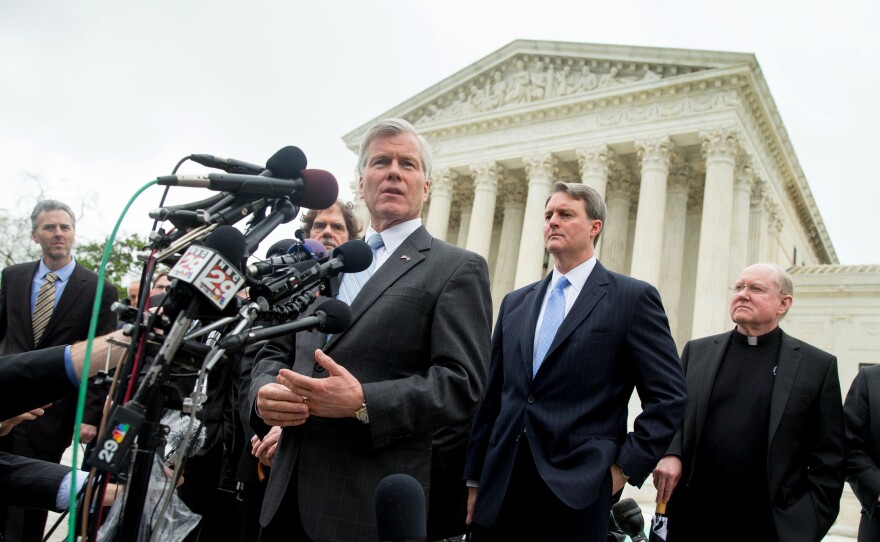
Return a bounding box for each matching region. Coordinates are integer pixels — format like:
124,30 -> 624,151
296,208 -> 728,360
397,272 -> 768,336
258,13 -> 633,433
355,402 -> 369,424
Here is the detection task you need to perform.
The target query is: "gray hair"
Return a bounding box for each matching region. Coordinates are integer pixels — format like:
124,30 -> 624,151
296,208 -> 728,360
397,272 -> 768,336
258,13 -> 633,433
30,199 -> 76,231
357,118 -> 433,178
546,182 -> 607,246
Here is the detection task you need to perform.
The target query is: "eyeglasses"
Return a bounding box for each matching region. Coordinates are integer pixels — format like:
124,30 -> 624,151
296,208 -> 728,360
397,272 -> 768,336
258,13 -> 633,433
729,283 -> 776,296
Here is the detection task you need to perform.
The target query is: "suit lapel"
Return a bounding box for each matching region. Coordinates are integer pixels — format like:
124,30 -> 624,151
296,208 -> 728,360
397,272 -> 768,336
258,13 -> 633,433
324,227 -> 429,350
18,262 -> 40,349
694,332 -> 731,446
534,262 -> 609,377
768,331 -> 801,444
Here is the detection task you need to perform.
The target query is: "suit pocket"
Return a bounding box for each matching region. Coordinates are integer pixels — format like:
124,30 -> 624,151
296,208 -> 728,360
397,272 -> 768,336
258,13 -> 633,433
383,286 -> 429,300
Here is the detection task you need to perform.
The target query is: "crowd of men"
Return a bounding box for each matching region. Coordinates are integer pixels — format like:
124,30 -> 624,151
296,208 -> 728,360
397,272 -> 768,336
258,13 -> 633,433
1,118 -> 880,542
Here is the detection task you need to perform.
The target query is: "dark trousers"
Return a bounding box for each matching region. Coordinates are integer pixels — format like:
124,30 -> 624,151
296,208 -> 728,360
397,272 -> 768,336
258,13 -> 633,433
471,439 -> 611,542
258,465 -> 311,542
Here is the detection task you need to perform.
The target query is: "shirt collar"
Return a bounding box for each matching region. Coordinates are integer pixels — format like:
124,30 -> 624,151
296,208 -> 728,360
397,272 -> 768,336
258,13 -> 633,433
550,256 -> 597,295
363,218 -> 422,255
38,258 -> 76,282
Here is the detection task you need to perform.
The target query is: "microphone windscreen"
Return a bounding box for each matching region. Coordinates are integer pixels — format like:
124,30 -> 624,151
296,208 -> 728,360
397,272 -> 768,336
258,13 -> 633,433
266,238 -> 297,259
333,240 -> 372,273
203,225 -> 247,270
375,474 -> 426,541
317,299 -> 352,334
301,238 -> 328,260
266,145 -> 308,179
298,169 -> 339,210
611,497 -> 645,538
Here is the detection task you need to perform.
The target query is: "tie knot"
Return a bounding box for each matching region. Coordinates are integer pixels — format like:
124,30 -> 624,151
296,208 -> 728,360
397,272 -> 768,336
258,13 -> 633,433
45,272 -> 59,284
367,233 -> 384,250
554,276 -> 570,292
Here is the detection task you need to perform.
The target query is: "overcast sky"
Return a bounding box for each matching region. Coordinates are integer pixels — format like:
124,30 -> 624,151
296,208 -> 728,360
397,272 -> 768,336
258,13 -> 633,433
1,0 -> 877,266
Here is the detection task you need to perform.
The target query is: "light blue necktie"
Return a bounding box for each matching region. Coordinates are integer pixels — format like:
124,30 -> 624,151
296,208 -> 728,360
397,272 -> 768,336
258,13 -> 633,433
338,233 -> 384,306
533,276 -> 569,377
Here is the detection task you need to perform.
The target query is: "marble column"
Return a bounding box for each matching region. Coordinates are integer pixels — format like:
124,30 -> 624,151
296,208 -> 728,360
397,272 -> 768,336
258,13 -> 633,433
455,177 -> 474,248
424,168 -> 457,241
728,159 -> 753,280
691,128 -> 740,338
600,172 -> 633,274
576,144 -> 617,258
492,179 -> 527,317
766,200 -> 783,264
631,136 -> 676,286
349,174 -> 371,234
466,162 -> 503,260
514,153 -> 556,288
747,179 -> 768,264
658,167 -> 691,339
677,186 -> 703,348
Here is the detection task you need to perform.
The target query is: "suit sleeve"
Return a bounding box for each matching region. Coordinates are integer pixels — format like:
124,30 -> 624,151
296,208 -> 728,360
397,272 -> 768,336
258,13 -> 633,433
801,355 -> 846,536
0,452 -> 69,510
664,340 -> 690,459
0,346 -> 72,420
248,330 -> 297,440
845,368 -> 880,517
361,253 -> 492,450
0,268 -> 9,345
463,293 -> 508,483
617,284 -> 687,485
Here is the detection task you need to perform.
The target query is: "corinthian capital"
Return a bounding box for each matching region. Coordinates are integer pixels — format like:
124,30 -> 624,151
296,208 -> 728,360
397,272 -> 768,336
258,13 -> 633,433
469,162 -> 504,191
523,153 -> 558,180
576,144 -> 618,178
700,127 -> 740,161
635,135 -> 678,170
431,168 -> 459,199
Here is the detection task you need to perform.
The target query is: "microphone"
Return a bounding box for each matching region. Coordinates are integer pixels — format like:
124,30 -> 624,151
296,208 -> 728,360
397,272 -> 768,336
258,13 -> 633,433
247,239 -> 371,304
191,145 -> 307,177
247,238 -> 331,277
190,154 -> 266,175
265,238 -> 298,258
162,412 -> 207,466
375,474 -> 426,542
156,168 -> 339,210
611,498 -> 648,542
166,225 -> 247,311
216,299 -> 352,350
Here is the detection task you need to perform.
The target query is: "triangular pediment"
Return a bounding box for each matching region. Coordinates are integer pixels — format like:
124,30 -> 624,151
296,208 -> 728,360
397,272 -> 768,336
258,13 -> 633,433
343,40 -> 756,147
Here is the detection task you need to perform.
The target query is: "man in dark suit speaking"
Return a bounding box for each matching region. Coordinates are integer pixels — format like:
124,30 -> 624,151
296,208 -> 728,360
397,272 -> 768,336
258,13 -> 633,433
465,182 -> 687,541
652,263 -> 845,541
250,118 -> 492,542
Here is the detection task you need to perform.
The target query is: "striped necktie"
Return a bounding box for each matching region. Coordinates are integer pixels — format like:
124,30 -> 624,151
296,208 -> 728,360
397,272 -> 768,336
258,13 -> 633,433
533,276 -> 570,377
33,271 -> 59,344
338,233 -> 385,306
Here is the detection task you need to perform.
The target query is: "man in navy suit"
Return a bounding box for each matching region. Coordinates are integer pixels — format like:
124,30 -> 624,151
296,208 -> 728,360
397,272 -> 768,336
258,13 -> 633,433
465,181 -> 687,541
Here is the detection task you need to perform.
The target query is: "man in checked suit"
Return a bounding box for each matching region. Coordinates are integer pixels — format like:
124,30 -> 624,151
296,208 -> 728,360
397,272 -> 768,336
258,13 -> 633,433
465,182 -> 687,541
0,199 -> 117,542
250,118 -> 492,542
652,263 -> 845,541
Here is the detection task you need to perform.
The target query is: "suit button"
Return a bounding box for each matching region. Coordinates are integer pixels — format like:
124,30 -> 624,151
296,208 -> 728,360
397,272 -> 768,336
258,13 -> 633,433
314,363 -> 324,373
527,396 -> 535,404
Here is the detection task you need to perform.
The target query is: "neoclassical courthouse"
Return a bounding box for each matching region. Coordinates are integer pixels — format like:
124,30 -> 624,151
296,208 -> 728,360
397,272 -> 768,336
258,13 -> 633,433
342,40 -> 879,537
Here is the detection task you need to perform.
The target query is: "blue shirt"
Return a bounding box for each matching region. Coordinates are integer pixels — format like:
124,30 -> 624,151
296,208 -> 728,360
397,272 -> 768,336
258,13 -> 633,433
30,259 -> 76,314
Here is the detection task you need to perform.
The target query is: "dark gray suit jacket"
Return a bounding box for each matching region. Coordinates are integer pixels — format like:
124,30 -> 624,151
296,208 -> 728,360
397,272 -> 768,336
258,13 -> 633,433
668,329 -> 845,541
844,363 -> 880,541
249,226 -> 492,541
0,261 -> 117,459
465,262 -> 687,526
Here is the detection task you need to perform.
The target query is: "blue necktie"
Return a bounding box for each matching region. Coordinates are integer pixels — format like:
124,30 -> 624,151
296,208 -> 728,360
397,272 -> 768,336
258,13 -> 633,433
338,233 -> 384,306
533,276 -> 569,377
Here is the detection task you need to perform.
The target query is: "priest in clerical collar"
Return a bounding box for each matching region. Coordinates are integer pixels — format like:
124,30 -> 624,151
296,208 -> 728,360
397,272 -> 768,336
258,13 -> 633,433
651,263 -> 845,542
